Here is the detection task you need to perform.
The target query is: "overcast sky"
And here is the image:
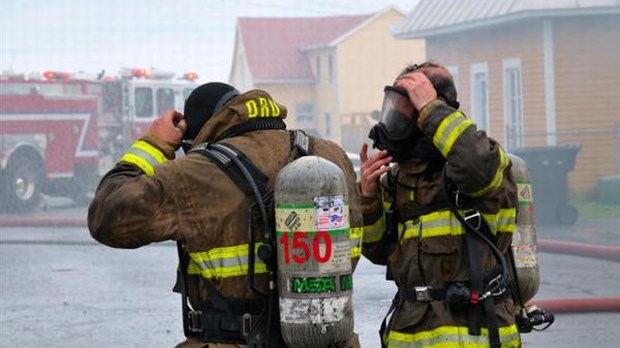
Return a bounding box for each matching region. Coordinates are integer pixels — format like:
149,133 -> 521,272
1,0 -> 420,83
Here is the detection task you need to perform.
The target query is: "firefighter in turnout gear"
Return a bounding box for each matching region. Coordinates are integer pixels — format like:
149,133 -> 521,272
88,82 -> 364,348
360,63 -> 521,348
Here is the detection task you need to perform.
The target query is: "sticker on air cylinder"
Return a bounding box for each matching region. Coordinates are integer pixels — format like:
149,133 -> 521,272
314,195 -> 346,230
517,183 -> 533,204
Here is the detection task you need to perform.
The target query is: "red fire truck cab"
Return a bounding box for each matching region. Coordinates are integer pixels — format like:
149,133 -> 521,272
0,69 -> 198,212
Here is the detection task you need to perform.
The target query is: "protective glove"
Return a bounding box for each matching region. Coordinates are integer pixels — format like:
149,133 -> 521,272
142,110 -> 187,159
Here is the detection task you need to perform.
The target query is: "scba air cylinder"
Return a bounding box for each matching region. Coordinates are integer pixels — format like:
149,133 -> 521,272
508,154 -> 540,303
274,156 -> 354,348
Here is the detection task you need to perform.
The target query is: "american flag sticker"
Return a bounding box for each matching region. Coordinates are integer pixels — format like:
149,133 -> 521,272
314,195 -> 345,230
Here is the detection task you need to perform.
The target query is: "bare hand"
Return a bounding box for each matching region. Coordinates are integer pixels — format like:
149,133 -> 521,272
359,143 -> 392,198
148,110 -> 187,149
395,72 -> 437,111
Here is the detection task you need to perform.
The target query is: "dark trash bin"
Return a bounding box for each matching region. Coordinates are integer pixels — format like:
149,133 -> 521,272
510,144 -> 581,225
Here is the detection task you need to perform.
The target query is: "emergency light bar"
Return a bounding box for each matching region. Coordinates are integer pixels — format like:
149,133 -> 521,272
183,72 -> 199,81
119,68 -> 150,79
43,71 -> 71,81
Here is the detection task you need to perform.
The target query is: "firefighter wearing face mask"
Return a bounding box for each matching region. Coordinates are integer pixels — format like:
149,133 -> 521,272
360,62 -> 521,348
88,82 -> 364,348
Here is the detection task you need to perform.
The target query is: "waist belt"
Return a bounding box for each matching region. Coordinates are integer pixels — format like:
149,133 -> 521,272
188,297 -> 264,344
397,270 -> 509,305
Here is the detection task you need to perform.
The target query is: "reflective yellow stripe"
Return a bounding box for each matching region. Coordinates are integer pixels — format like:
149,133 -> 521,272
349,227 -> 363,258
402,211 -> 464,240
132,140 -> 168,164
482,208 -> 517,234
401,219 -> 422,240
433,111 -> 475,157
386,324 -> 520,347
471,147 -> 511,197
363,215 -> 386,243
120,140 -> 168,176
402,209 -> 516,241
187,260 -> 201,275
120,153 -> 155,176
189,243 -> 267,279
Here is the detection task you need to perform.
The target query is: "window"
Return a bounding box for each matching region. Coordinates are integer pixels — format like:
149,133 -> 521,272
102,82 -> 122,113
504,58 -> 524,149
325,112 -> 332,137
470,63 -> 489,131
328,54 -> 334,84
156,88 -> 175,115
315,56 -> 321,83
295,103 -> 314,123
135,87 -> 153,118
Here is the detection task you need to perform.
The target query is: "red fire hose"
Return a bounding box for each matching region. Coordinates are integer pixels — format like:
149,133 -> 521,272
538,239 -> 620,262
529,297 -> 620,313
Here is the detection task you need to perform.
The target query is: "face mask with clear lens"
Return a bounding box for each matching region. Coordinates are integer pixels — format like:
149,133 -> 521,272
380,86 -> 418,139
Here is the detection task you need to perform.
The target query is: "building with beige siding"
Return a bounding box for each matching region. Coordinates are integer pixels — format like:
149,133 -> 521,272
394,0 -> 620,195
229,7 -> 425,152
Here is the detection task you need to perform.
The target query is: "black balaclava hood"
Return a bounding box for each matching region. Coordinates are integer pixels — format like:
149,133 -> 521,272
183,82 -> 239,141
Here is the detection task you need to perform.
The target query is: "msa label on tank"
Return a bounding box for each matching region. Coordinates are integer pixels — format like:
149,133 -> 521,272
290,274 -> 352,294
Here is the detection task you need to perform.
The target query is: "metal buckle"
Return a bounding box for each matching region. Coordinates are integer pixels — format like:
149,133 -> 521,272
480,274 -> 506,300
187,310 -> 203,333
242,313 -> 252,337
415,286 -> 433,302
489,274 -> 507,297
464,210 -> 482,230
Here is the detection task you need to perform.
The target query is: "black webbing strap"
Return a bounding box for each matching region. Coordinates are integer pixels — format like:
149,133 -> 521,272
214,118 -> 286,142
465,231 -> 483,336
192,142 -> 270,198
379,295 -> 397,348
289,129 -> 311,159
177,241 -> 191,338
442,169 -> 502,347
184,132 -> 313,347
465,231 -> 502,348
177,242 -> 242,338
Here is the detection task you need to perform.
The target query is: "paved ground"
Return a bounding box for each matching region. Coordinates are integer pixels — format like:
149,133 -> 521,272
0,199 -> 619,347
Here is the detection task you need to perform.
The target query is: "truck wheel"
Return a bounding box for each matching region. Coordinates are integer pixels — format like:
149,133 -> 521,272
556,204 -> 578,225
5,158 -> 44,212
68,164 -> 96,206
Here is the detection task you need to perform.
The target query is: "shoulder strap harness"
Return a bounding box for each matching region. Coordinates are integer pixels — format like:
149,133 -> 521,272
176,130 -> 311,347
380,163 -> 511,348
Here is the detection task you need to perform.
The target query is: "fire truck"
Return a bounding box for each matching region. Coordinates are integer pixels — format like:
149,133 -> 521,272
0,68 -> 199,212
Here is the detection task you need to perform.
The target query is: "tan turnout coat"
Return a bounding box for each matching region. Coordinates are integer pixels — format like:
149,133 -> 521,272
88,89 -> 363,347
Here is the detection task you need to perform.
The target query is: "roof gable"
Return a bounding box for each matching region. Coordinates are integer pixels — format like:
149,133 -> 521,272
237,15 -> 371,81
395,0 -> 620,38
